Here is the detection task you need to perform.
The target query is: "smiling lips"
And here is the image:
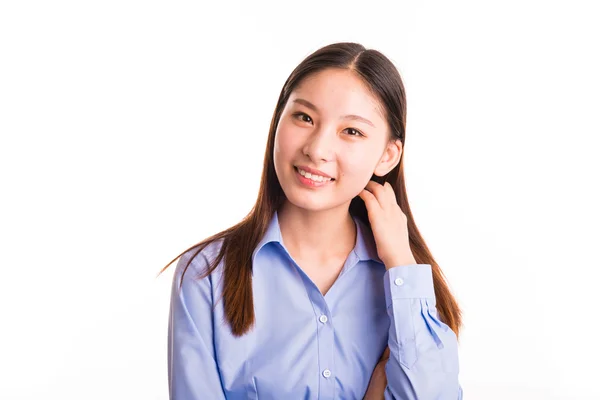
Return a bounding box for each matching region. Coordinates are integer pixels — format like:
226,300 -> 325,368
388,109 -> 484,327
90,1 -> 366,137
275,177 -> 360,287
295,165 -> 334,179
297,167 -> 333,182
294,166 -> 335,188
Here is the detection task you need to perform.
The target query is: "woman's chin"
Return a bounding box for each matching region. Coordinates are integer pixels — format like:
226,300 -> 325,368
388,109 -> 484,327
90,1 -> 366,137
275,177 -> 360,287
283,192 -> 353,213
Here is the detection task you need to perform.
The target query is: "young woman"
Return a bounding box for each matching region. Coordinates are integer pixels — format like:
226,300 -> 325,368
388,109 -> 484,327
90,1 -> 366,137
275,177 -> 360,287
160,42 -> 463,399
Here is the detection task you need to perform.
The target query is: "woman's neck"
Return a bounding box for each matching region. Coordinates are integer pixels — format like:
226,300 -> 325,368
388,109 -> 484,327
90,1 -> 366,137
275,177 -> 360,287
277,201 -> 357,264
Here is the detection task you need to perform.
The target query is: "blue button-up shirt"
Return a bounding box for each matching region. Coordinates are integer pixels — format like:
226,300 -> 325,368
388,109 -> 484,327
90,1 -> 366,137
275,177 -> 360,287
168,211 -> 463,399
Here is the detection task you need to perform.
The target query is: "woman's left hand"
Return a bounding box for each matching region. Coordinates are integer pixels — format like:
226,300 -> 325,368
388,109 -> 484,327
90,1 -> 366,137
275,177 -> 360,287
363,346 -> 390,400
357,180 -> 416,269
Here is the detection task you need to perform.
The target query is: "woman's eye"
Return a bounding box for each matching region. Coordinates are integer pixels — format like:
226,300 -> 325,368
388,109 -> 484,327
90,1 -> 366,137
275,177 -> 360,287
294,112 -> 312,124
345,128 -> 364,137
293,113 -> 363,137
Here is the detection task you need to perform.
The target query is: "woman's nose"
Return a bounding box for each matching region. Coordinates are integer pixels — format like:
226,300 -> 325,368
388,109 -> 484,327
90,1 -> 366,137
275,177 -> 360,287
302,127 -> 335,163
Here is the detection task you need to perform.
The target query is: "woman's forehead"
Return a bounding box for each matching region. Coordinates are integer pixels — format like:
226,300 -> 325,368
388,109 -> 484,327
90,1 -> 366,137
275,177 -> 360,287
289,69 -> 386,121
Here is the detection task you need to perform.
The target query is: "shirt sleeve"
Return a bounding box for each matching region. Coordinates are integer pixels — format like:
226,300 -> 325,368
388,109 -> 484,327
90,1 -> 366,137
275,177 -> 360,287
168,250 -> 226,400
382,264 -> 463,400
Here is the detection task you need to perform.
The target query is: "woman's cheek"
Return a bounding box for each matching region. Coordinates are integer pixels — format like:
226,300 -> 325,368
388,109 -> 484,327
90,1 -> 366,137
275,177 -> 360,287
341,154 -> 372,178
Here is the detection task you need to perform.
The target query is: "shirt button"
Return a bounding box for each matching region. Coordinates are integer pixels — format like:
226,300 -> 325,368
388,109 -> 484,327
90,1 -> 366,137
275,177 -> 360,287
319,315 -> 328,324
322,369 -> 331,378
394,277 -> 404,286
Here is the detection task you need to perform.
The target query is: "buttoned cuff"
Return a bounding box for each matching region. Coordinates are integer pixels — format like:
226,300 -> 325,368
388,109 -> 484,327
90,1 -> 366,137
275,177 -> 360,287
383,264 -> 435,308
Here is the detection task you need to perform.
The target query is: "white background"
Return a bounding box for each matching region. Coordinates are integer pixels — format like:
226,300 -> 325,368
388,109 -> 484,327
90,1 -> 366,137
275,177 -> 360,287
1,1 -> 599,399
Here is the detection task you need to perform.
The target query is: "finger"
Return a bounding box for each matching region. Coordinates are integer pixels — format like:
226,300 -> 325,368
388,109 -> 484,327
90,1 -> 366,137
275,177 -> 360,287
383,181 -> 399,208
364,180 -> 387,207
366,180 -> 396,210
357,189 -> 382,216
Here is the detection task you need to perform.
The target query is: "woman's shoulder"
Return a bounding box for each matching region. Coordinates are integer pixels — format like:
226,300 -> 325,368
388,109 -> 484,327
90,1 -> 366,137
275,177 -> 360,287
174,237 -> 226,282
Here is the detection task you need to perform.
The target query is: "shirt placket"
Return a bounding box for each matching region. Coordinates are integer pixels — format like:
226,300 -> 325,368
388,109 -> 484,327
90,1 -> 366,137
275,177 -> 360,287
296,268 -> 337,399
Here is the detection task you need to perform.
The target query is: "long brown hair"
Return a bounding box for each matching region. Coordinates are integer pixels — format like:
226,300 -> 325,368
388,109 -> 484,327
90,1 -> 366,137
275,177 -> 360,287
158,42 -> 462,339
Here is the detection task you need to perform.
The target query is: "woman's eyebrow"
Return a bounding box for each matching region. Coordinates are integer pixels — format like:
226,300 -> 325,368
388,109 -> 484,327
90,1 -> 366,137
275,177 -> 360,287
292,98 -> 375,128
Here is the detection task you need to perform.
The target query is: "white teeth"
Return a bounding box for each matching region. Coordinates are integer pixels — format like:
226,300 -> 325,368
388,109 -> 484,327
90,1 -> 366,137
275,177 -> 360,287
298,168 -> 332,182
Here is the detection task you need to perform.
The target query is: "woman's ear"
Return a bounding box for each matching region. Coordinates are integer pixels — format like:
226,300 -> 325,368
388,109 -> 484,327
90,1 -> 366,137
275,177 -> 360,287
373,139 -> 402,177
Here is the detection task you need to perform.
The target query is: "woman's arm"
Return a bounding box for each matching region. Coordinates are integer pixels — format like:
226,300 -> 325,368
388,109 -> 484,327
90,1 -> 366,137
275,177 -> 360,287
168,250 -> 226,400
382,264 -> 463,400
358,181 -> 462,399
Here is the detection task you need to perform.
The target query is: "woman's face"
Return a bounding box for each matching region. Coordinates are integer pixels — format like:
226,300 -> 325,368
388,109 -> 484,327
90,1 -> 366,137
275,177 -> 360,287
273,68 -> 402,212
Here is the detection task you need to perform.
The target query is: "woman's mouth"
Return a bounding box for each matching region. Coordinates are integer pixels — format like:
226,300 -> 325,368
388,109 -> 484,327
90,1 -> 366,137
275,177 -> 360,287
294,166 -> 335,188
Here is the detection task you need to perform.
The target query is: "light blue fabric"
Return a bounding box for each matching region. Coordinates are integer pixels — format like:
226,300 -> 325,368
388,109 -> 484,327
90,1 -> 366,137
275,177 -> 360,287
168,210 -> 463,399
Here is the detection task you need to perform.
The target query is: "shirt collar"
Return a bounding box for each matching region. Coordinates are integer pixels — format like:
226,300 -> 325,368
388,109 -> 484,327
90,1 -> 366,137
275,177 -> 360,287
251,210 -> 383,268
251,210 -> 284,265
